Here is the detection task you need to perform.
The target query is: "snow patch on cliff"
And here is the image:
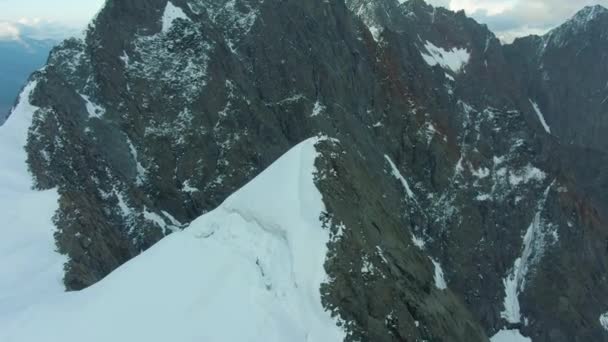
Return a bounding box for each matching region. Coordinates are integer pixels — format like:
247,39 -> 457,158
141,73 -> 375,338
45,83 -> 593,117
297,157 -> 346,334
385,155 -> 416,200
499,183 -> 554,336
431,259 -> 447,290
529,99 -> 551,134
421,41 -> 470,73
161,2 -> 191,33
0,137 -> 345,342
600,312 -> 608,331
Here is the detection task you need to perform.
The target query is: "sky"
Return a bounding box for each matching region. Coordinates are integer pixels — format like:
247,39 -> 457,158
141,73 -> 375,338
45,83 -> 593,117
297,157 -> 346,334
0,0 -> 607,41
0,0 -> 104,40
427,0 -> 608,41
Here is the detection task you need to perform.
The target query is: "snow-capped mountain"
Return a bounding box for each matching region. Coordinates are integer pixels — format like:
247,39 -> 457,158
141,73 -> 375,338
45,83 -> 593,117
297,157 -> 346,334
2,0 -> 608,341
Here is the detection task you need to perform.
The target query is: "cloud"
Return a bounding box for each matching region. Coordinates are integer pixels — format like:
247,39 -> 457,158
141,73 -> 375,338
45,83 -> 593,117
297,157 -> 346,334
426,0 -> 608,42
0,22 -> 19,40
0,19 -> 80,41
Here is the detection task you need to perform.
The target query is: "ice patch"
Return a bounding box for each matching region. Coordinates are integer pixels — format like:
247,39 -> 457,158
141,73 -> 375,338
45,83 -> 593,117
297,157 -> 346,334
182,180 -> 200,193
431,258 -> 447,290
500,184 -> 553,326
126,138 -> 146,186
529,99 -> 551,134
384,155 -> 416,200
509,165 -> 546,186
472,167 -> 490,179
80,94 -> 105,118
412,236 -> 426,249
421,41 -> 470,73
161,1 -> 190,33
143,208 -> 174,235
369,26 -> 382,42
491,329 -> 531,342
600,312 -> 608,331
0,138 -> 346,342
311,101 -> 326,117
120,51 -> 130,66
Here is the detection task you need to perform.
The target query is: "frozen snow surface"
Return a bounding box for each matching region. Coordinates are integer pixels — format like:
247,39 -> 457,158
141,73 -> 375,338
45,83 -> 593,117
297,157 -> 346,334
491,329 -> 532,342
0,81 -> 67,320
421,41 -> 470,73
431,259 -> 447,290
600,312 -> 608,331
161,1 -> 191,33
0,137 -> 346,342
385,155 -> 416,200
529,99 -> 551,134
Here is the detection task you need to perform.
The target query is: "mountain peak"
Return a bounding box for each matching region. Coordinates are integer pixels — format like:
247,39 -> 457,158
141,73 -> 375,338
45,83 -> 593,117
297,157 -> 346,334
570,4 -> 608,26
541,4 -> 608,47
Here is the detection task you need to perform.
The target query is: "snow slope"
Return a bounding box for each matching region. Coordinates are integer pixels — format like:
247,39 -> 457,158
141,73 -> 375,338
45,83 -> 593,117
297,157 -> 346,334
0,81 -> 66,321
0,137 -> 346,342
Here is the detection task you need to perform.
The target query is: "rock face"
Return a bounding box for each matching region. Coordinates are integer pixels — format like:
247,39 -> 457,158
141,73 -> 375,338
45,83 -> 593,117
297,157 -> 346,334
6,0 -> 608,340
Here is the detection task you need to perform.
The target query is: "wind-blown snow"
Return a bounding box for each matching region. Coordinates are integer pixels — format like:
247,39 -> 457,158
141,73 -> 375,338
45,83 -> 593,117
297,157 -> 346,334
529,99 -> 551,134
421,41 -> 470,73
0,137 -> 345,342
0,81 -> 66,319
161,2 -> 190,33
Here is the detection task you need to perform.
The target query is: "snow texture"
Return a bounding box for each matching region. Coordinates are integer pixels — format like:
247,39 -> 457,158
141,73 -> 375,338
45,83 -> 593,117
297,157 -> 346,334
431,259 -> 448,290
529,99 -> 551,134
500,184 -> 553,328
0,137 -> 346,342
161,1 -> 190,33
421,41 -> 470,73
385,155 -> 416,200
311,100 -> 326,117
491,329 -> 532,342
600,312 -> 608,331
0,81 -> 67,320
80,94 -> 105,118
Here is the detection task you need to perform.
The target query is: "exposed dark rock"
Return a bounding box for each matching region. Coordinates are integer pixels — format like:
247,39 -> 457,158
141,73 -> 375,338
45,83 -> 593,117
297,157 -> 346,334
8,0 -> 608,340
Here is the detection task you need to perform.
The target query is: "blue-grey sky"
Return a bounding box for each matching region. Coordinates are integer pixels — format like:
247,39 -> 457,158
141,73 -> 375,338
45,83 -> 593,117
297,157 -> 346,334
1,0 -> 608,41
0,0 -> 104,40
0,0 -> 104,26
427,0 -> 608,41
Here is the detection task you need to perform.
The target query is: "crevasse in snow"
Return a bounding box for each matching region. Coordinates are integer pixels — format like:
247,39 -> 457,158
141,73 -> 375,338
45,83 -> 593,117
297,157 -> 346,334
0,137 -> 346,342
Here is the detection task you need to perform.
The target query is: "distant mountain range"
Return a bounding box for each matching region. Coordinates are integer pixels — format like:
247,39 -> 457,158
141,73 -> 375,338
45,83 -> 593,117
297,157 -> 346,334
0,38 -> 56,122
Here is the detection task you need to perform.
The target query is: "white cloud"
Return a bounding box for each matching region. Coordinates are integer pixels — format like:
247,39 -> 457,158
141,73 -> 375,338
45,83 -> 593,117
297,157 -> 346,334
0,19 -> 80,41
449,0 -> 517,15
426,0 -> 608,42
0,22 -> 20,40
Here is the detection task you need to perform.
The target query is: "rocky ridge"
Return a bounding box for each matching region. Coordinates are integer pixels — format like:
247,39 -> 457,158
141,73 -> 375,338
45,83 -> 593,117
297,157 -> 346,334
6,0 -> 608,341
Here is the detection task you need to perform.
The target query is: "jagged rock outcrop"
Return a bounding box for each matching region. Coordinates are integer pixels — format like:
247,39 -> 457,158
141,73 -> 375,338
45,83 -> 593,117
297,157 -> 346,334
5,0 -> 608,341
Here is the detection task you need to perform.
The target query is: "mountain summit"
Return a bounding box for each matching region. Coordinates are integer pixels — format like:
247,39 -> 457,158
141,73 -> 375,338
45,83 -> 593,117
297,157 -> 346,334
1,0 -> 608,341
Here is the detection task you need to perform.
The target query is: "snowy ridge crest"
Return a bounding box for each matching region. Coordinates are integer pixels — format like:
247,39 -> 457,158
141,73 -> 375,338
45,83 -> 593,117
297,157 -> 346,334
0,137 -> 346,342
